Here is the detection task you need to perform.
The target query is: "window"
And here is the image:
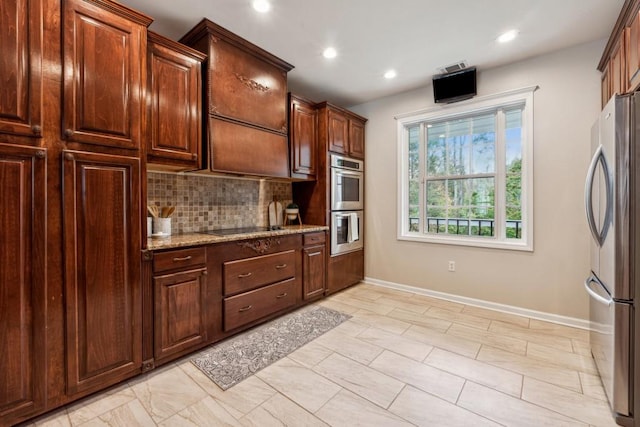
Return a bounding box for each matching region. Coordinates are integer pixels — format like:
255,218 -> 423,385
397,87 -> 535,251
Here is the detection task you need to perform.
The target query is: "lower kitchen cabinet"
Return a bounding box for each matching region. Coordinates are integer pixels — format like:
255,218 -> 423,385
210,234 -> 303,335
0,143 -> 47,423
327,249 -> 364,295
224,278 -> 297,331
62,150 -> 142,396
303,232 -> 326,300
152,247 -> 208,363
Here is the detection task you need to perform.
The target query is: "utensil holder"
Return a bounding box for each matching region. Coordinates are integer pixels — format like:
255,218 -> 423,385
153,217 -> 171,236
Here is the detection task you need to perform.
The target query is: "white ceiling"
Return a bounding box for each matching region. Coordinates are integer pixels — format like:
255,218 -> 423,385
119,0 -> 623,107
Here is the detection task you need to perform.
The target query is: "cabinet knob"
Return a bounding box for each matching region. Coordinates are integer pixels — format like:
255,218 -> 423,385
275,292 -> 288,299
192,153 -> 198,160
35,150 -> 46,159
201,270 -> 208,276
238,305 -> 253,313
31,125 -> 42,135
64,152 -> 74,161
64,129 -> 74,138
238,272 -> 252,278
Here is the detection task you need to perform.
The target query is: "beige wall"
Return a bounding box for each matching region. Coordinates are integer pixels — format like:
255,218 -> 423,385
350,39 -> 605,320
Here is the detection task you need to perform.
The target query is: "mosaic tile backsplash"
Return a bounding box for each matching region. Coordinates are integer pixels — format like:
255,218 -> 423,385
147,172 -> 292,234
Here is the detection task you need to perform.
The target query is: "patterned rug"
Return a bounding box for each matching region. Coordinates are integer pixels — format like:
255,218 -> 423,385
191,305 -> 351,390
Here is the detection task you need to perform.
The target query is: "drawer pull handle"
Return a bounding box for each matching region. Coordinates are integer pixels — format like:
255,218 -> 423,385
173,256 -> 192,262
238,272 -> 252,278
276,292 -> 288,299
238,305 -> 253,312
275,264 -> 287,269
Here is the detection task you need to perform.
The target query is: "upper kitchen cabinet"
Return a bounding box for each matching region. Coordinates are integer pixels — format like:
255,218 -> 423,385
598,1 -> 640,106
289,94 -> 318,180
0,143 -> 46,424
317,102 -> 367,160
0,0 -> 43,141
180,19 -> 294,178
147,32 -> 205,171
627,10 -> 640,91
62,0 -> 151,152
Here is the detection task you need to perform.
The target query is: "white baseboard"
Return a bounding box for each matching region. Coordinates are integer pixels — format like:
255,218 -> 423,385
363,276 -> 591,331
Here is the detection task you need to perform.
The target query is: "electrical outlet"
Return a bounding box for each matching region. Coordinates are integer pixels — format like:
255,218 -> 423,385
448,261 -> 455,272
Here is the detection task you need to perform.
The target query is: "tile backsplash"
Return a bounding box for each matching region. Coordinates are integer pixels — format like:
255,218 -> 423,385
147,172 -> 292,234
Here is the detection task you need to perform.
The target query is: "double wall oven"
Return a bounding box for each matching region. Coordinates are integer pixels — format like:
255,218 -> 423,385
330,154 -> 363,255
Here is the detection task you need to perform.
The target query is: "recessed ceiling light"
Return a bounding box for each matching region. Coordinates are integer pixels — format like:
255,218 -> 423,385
323,47 -> 337,59
252,0 -> 271,13
384,70 -> 397,79
497,29 -> 518,43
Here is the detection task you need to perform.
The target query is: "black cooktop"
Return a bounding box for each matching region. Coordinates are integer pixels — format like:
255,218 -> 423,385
199,226 -> 281,236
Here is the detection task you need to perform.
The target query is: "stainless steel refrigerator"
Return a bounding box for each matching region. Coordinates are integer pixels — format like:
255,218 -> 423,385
585,93 -> 640,426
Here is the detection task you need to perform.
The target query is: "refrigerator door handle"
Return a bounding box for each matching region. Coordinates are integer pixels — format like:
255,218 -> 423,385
584,145 -> 612,247
584,274 -> 613,306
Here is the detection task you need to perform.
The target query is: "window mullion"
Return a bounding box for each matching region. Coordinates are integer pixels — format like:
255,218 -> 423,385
495,109 -> 506,239
419,123 -> 426,234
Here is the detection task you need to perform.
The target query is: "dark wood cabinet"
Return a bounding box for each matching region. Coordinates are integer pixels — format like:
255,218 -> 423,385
62,150 -> 142,396
209,235 -> 302,334
628,14 -> 640,91
302,232 -> 326,300
289,94 -> 318,180
152,246 -> 207,364
147,32 -> 205,171
327,109 -> 349,155
0,143 -> 46,422
349,119 -> 366,159
62,0 -> 151,151
319,103 -> 367,160
610,36 -> 627,98
0,0 -> 43,139
327,249 -> 364,295
180,19 -> 293,178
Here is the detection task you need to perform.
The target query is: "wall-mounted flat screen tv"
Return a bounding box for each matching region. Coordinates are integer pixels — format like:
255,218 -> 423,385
433,67 -> 477,103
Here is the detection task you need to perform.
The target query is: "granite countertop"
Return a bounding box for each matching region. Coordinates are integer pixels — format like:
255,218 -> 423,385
147,225 -> 329,250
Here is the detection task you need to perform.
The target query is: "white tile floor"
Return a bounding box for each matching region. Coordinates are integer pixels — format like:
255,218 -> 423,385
28,283 -> 618,427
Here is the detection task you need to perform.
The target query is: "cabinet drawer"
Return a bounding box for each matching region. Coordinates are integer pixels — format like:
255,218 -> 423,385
223,278 -> 296,331
223,250 -> 296,296
154,247 -> 206,273
303,232 -> 325,246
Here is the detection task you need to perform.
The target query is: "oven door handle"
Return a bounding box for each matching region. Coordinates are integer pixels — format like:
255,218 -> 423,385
335,169 -> 363,178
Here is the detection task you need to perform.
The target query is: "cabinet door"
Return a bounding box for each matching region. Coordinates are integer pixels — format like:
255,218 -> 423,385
63,150 -> 142,395
602,68 -> 611,108
303,245 -> 326,300
0,0 -> 42,139
610,37 -> 626,96
290,97 -> 317,179
154,268 -> 207,362
348,119 -> 365,160
147,33 -> 203,170
628,15 -> 640,91
0,143 -> 46,421
327,109 -> 348,155
62,0 -> 149,151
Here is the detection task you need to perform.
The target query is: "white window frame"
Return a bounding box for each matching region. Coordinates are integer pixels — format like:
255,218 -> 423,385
396,86 -> 536,251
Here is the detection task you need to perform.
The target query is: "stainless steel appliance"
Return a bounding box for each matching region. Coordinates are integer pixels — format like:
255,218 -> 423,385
584,93 -> 639,426
330,154 -> 364,211
331,210 -> 363,255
